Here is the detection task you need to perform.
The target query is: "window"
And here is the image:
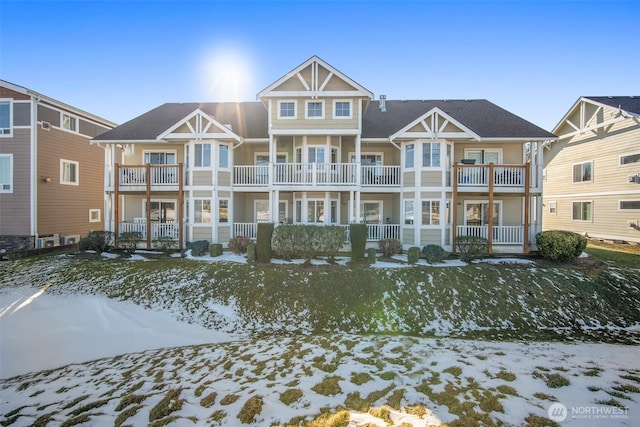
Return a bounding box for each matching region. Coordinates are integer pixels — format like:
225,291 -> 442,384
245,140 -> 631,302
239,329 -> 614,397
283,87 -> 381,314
219,144 -> 229,168
549,201 -> 557,215
89,209 -> 101,223
308,146 -> 325,163
279,101 -> 296,118
405,144 -> 414,168
194,199 -> 211,223
307,200 -> 325,223
422,142 -> 441,167
60,159 -> 79,185
62,113 -> 77,132
0,100 -> 11,136
465,201 -> 500,226
620,200 -> 640,210
404,200 -> 414,225
334,101 -> 351,118
219,199 -> 229,223
620,153 -> 640,166
0,154 -> 12,192
255,200 -> 270,222
421,200 -> 440,225
306,101 -> 324,118
194,143 -> 211,167
144,151 -> 176,164
573,161 -> 592,183
572,201 -> 592,221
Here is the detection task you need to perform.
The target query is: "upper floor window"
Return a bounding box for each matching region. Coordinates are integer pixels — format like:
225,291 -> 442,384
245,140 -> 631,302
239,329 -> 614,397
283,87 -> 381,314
572,201 -> 592,221
144,151 -> 176,164
306,101 -> 324,119
0,100 -> 11,136
0,154 -> 12,192
278,101 -> 296,119
620,153 -> 640,166
620,200 -> 640,210
194,143 -> 211,167
573,161 -> 592,183
60,159 -> 79,185
62,113 -> 77,132
219,144 -> 229,168
549,201 -> 557,215
334,101 -> 351,118
422,142 -> 441,168
405,144 -> 414,168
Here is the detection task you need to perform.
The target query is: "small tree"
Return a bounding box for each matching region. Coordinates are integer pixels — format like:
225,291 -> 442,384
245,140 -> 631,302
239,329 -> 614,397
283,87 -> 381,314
456,236 -> 489,263
78,231 -> 113,254
349,223 -> 367,262
378,239 -> 402,258
228,236 -> 251,254
119,231 -> 142,254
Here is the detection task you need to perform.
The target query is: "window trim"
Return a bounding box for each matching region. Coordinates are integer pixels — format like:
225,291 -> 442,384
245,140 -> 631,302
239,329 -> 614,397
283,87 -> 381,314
143,150 -> 177,165
463,200 -> 503,226
218,198 -> 229,223
305,100 -> 325,119
548,201 -> 557,215
404,199 -> 414,225
277,100 -> 297,119
193,143 -> 212,168
572,160 -> 593,184
421,199 -> 441,227
571,200 -> 593,222
333,100 -> 352,119
619,152 -> 640,167
60,159 -> 79,186
193,198 -> 212,224
61,112 -> 78,133
619,200 -> 640,211
0,153 -> 13,192
404,143 -> 415,169
89,209 -> 101,223
421,141 -> 442,169
0,99 -> 13,137
218,143 -> 230,170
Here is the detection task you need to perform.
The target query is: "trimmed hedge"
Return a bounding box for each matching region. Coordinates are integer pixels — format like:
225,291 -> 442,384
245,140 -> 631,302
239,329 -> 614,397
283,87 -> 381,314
349,223 -> 367,262
256,223 -> 274,263
422,244 -> 448,264
272,224 -> 345,263
536,230 -> 587,262
186,240 -> 209,257
209,243 -> 223,257
378,239 -> 402,258
407,247 -> 421,264
367,248 -> 377,264
246,241 -> 256,263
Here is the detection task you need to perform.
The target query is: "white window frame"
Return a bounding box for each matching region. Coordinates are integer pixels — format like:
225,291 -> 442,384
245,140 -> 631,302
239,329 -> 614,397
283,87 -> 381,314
404,143 -> 415,169
193,143 -> 212,168
463,200 -> 503,226
193,199 -> 212,224
255,199 -> 270,223
143,150 -> 177,165
218,198 -> 229,223
0,153 -> 13,192
0,99 -> 12,137
144,199 -> 177,222
548,201 -> 557,215
403,199 -> 414,225
618,200 -> 640,211
89,208 -> 101,223
463,148 -> 503,165
333,100 -> 352,119
571,200 -> 593,222
277,100 -> 297,119
619,152 -> 640,167
421,199 -> 441,226
278,201 -> 288,224
572,160 -> 593,184
422,142 -> 442,169
60,159 -> 79,186
360,200 -> 383,224
61,113 -> 77,133
305,100 -> 325,119
218,144 -> 230,169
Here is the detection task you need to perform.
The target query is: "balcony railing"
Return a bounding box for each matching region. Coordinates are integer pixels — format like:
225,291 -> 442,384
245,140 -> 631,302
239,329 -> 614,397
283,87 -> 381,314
119,165 -> 179,186
119,221 -> 179,240
232,222 -> 400,242
455,164 -> 526,188
233,163 -> 401,187
456,225 -> 523,244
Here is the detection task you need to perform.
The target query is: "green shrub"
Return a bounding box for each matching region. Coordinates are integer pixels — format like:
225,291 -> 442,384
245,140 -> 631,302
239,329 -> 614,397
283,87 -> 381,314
153,236 -> 177,253
378,239 -> 402,258
272,224 -> 345,263
246,241 -> 256,263
228,236 -> 251,254
79,231 -> 113,253
350,223 -> 367,262
186,240 -> 209,256
209,243 -> 223,257
422,244 -> 447,264
118,231 -> 142,254
256,222 -> 274,263
536,230 -> 587,262
407,247 -> 420,264
456,236 -> 489,262
367,248 -> 377,264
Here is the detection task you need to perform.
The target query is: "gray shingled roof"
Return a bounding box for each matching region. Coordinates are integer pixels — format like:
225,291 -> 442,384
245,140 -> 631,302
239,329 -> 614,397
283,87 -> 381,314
584,96 -> 640,115
94,99 -> 555,142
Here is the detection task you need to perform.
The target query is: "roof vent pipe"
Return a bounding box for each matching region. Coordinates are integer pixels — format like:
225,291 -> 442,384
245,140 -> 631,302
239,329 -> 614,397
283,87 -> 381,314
379,95 -> 386,112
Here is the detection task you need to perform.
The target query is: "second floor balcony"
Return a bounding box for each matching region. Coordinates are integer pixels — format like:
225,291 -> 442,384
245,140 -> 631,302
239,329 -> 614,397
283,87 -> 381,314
454,164 -> 530,193
115,164 -> 181,192
234,163 -> 401,187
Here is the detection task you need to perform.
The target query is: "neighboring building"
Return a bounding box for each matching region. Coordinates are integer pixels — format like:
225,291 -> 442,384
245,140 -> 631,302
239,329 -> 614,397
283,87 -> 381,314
93,56 -> 556,254
0,80 -> 117,252
543,96 -> 640,243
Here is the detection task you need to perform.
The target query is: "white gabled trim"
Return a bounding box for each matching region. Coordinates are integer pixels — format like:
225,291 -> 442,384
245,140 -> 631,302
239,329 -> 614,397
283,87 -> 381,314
552,97 -> 638,139
390,107 -> 481,141
157,109 -> 241,142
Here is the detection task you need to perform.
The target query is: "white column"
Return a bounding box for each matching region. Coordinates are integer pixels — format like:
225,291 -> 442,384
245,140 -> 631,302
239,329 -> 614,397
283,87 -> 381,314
349,191 -> 355,223
212,189 -> 218,243
274,190 -> 280,223
324,192 -> 330,224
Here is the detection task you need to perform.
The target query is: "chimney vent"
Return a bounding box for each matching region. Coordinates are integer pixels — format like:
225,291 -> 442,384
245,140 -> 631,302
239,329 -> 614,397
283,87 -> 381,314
379,95 -> 386,112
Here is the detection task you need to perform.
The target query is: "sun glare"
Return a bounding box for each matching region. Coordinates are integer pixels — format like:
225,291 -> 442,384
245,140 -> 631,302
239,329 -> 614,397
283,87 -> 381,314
201,47 -> 253,102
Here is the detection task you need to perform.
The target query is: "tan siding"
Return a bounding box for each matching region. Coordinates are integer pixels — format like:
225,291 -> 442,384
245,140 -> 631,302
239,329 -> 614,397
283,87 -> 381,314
420,171 -> 442,186
37,127 -> 105,236
454,142 -> 524,164
0,128 -> 31,235
402,229 -> 414,242
271,97 -> 362,130
218,227 -> 231,243
193,171 -> 212,185
193,190 -> 210,198
123,196 -> 144,220
323,76 -> 356,91
217,171 -> 231,186
420,228 -> 440,245
192,226 -> 212,241
404,171 -> 415,186
122,144 -> 185,165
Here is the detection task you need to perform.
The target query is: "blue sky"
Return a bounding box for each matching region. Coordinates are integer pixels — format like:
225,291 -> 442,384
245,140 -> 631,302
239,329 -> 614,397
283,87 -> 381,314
1,0 -> 638,131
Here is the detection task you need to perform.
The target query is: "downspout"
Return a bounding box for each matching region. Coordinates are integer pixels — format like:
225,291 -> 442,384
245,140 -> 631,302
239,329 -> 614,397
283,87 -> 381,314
30,96 -> 38,239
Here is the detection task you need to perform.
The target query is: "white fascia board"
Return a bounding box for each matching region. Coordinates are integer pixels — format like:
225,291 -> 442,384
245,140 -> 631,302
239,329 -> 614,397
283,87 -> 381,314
90,139 -> 162,144
272,128 -> 360,136
260,90 -> 368,98
479,137 -> 558,142
361,138 -> 394,143
242,138 -> 269,143
389,107 -> 481,141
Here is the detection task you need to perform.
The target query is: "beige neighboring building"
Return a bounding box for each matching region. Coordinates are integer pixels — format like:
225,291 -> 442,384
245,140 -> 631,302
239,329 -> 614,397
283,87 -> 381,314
0,80 -> 117,252
93,56 -> 556,254
543,96 -> 640,243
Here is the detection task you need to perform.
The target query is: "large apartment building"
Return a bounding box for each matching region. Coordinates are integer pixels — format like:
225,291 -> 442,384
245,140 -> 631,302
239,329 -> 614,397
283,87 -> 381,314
0,80 -> 116,252
93,56 -> 556,253
543,96 -> 640,243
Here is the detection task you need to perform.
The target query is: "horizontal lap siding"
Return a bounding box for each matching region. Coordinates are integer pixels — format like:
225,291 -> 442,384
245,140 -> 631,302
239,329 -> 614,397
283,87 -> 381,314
420,228 -> 441,245
0,128 -> 31,235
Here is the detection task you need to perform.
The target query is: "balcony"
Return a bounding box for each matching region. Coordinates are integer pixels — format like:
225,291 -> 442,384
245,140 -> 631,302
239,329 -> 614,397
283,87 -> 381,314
116,164 -> 181,192
455,164 -> 528,193
233,222 -> 401,242
233,163 -> 400,188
